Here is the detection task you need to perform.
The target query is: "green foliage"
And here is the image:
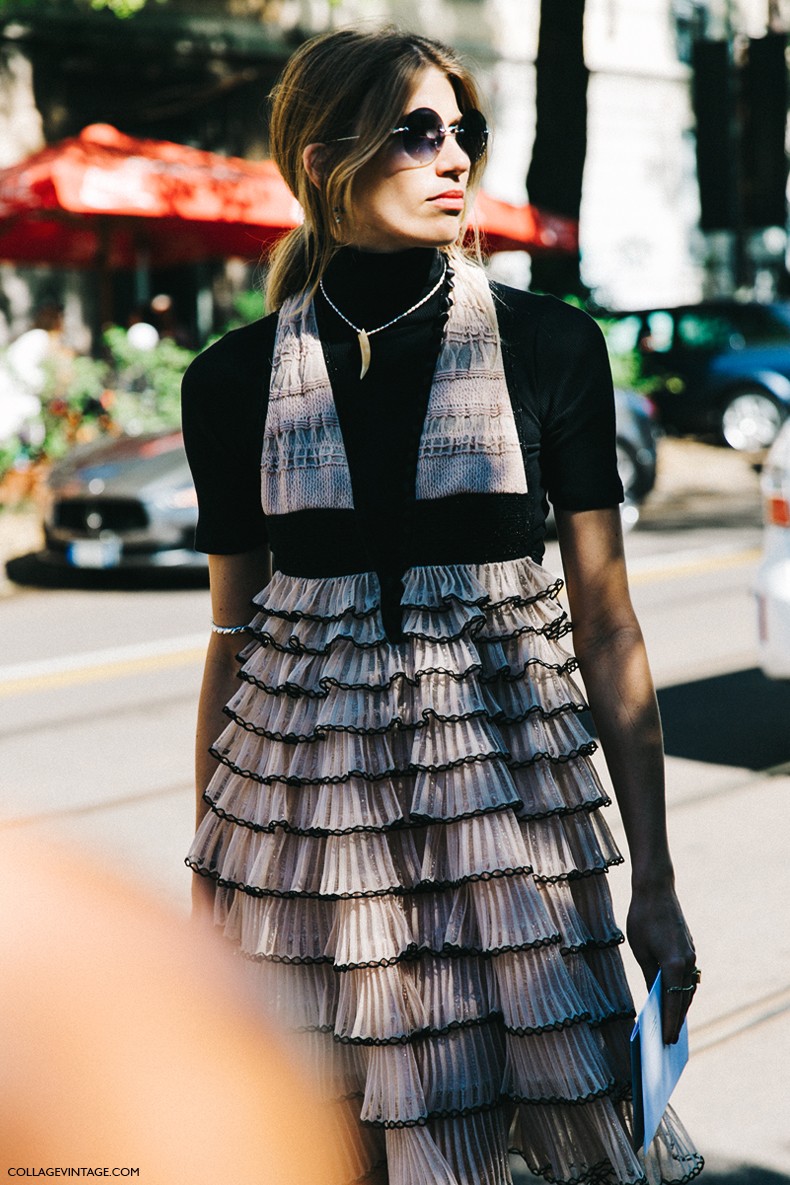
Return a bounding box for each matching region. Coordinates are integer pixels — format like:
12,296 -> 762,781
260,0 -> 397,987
0,327 -> 195,483
209,288 -> 267,341
0,0 -> 155,15
102,327 -> 194,435
595,315 -> 668,397
89,0 -> 149,15
231,288 -> 267,326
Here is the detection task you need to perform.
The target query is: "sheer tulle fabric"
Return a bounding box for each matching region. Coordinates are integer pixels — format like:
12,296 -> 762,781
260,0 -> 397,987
186,556 -> 702,1185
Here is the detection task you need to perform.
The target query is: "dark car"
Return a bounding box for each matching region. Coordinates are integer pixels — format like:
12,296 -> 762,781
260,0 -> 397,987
39,387 -> 657,572
602,301 -> 790,451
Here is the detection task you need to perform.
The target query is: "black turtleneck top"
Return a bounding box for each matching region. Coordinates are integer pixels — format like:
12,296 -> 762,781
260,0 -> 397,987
181,248 -> 623,578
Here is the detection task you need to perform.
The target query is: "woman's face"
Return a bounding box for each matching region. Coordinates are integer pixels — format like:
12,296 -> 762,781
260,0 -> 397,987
347,66 -> 474,252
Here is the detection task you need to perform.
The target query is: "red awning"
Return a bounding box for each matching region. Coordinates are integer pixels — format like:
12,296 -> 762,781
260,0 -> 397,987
0,123 -> 302,268
0,123 -> 578,268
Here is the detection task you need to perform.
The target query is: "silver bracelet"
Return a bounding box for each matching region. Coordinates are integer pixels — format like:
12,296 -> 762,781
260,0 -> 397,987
210,620 -> 249,635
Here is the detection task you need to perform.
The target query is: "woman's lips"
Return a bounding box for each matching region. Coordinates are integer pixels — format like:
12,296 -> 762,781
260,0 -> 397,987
429,191 -> 465,211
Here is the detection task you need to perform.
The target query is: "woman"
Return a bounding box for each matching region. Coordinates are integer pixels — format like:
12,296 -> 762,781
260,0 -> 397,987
183,28 -> 703,1185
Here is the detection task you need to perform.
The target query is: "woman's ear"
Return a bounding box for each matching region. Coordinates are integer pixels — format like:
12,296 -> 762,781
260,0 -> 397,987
303,143 -> 328,189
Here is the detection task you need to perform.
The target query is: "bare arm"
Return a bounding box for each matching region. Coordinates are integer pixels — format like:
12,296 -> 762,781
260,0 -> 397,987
555,506 -> 698,1042
192,546 -> 271,923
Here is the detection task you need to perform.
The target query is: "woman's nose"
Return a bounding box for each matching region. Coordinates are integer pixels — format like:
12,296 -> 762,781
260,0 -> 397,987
436,129 -> 470,175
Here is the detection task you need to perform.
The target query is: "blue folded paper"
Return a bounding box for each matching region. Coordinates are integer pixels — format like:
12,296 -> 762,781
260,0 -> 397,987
630,971 -> 689,1151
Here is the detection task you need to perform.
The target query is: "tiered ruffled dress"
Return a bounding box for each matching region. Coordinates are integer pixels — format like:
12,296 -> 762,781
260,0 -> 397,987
186,263 -> 703,1185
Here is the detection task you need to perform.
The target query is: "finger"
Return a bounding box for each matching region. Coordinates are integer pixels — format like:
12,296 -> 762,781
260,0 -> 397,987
661,984 -> 684,1045
661,965 -> 700,1044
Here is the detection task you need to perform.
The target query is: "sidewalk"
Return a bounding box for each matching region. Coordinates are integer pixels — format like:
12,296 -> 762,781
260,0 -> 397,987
639,437 -> 762,531
0,503 -> 42,597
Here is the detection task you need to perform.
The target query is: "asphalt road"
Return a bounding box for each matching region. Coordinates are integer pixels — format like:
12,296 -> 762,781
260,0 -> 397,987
1,445 -> 788,1182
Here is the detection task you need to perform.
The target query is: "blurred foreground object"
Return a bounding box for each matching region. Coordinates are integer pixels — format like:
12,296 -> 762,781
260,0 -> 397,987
755,420 -> 790,679
0,834 -> 348,1185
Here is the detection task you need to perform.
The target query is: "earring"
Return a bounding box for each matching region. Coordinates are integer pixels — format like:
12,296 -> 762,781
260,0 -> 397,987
333,205 -> 343,224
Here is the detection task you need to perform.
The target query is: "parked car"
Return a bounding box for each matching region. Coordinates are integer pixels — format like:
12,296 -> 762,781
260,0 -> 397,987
754,420 -> 790,679
39,385 -> 657,573
613,387 -> 657,527
40,430 -> 206,571
602,301 -> 790,451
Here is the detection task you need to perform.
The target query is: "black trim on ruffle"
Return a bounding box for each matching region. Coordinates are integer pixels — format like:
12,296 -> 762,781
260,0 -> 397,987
368,1097 -> 505,1130
402,574 -> 564,612
203,793 -> 519,836
251,573 -> 566,626
510,1080 -> 624,1109
200,790 -> 612,838
537,859 -> 624,886
559,932 -> 625,955
512,1144 -> 705,1185
590,1007 -> 637,1028
207,739 -> 599,788
237,932 -> 563,972
185,854 -> 620,901
358,1080 -> 624,1129
235,652 -> 580,699
245,612 -> 572,657
221,697 -> 587,744
185,858 -> 535,901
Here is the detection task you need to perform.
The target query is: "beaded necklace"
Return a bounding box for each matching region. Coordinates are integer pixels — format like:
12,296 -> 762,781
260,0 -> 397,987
319,261 -> 447,380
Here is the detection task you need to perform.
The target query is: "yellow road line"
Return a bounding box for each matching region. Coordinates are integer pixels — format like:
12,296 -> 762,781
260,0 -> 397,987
628,546 -> 761,586
0,646 -> 206,698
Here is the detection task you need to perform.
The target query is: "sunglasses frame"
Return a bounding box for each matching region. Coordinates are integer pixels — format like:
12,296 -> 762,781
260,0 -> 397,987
326,106 -> 489,167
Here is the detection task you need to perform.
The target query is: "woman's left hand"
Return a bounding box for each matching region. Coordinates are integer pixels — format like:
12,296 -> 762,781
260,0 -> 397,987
626,880 -> 700,1045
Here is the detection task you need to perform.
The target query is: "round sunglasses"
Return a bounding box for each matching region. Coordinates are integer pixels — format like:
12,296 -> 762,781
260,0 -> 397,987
328,107 -> 489,166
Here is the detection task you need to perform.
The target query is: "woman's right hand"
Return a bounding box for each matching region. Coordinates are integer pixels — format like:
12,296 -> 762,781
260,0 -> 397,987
627,879 -> 699,1045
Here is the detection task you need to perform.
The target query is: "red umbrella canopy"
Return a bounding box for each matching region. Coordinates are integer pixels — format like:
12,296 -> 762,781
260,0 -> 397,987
0,123 -> 304,268
472,190 -> 579,255
0,123 -> 578,268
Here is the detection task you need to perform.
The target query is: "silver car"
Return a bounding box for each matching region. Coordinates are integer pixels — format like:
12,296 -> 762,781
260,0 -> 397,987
40,430 -> 205,571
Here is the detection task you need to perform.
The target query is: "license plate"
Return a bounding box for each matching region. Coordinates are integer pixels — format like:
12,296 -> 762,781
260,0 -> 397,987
67,538 -> 122,569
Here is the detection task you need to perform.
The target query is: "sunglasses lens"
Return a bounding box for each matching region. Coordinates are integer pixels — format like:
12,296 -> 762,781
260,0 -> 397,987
398,108 -> 445,163
393,107 -> 489,165
456,109 -> 488,164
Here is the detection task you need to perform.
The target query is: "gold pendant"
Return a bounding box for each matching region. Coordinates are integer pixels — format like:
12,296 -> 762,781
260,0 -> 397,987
358,329 -> 371,380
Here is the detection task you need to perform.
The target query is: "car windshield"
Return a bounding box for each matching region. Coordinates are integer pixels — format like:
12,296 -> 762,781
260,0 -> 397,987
604,304 -> 790,354
675,305 -> 790,349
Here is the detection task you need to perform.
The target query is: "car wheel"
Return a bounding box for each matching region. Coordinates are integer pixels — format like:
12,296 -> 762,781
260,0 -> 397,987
720,390 -> 785,451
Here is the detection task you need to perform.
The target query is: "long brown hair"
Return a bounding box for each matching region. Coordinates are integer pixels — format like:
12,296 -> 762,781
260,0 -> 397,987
266,28 -> 486,310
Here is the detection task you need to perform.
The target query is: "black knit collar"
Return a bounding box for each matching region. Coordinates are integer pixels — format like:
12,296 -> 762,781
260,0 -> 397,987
319,246 -> 444,331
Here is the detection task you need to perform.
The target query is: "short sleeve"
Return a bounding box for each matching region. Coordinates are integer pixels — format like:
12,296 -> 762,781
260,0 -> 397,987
180,318 -> 275,555
536,300 -> 624,512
